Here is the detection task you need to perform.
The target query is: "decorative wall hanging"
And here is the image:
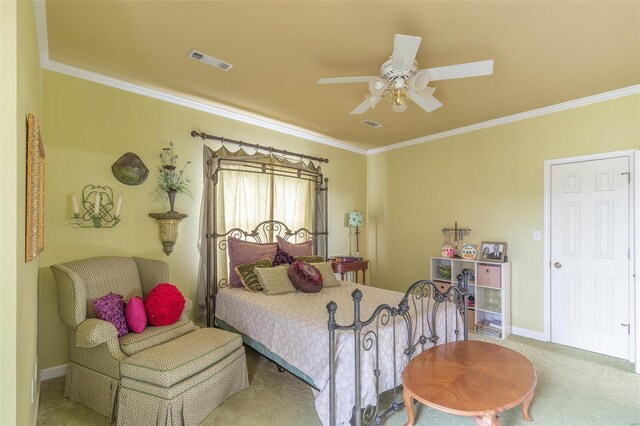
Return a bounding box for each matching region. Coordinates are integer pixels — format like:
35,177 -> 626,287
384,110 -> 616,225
71,185 -> 122,228
25,113 -> 45,262
441,221 -> 471,258
111,152 -> 149,185
149,212 -> 188,255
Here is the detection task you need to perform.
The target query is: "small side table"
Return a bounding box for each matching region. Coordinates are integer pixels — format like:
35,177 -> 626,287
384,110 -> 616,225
331,260 -> 369,285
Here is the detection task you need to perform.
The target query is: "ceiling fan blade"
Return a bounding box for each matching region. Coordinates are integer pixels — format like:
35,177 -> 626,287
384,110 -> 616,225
318,76 -> 376,84
422,60 -> 494,81
350,95 -> 381,115
411,93 -> 443,113
391,34 -> 421,70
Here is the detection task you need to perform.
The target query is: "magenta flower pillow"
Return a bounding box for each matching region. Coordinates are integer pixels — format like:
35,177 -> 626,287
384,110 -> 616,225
126,296 -> 147,333
277,236 -> 313,257
287,261 -> 323,293
93,293 -> 128,338
273,246 -> 295,266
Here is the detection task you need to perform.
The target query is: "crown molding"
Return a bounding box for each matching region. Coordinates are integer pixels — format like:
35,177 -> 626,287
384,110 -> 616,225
31,0 -> 366,156
42,59 -> 368,155
368,84 -> 640,155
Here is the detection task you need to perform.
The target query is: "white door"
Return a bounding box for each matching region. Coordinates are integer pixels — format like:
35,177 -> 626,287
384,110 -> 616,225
550,156 -> 630,359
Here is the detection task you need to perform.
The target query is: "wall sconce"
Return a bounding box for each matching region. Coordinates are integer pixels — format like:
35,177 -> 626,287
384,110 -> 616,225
71,185 -> 122,228
149,212 -> 188,256
347,210 -> 364,256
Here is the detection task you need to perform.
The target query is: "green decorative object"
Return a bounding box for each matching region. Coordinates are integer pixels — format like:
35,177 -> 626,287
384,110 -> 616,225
438,263 -> 452,279
111,152 -> 149,186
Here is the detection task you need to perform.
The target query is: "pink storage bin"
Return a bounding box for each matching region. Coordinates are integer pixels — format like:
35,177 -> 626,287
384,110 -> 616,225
477,263 -> 501,288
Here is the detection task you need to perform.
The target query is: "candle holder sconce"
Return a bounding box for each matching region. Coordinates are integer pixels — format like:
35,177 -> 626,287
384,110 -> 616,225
72,184 -> 122,228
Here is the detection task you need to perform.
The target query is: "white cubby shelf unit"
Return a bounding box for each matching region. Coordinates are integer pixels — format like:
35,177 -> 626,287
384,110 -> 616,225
430,257 -> 511,339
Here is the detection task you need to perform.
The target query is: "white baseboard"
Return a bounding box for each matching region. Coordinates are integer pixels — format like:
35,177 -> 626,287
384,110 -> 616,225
40,364 -> 68,381
511,326 -> 547,341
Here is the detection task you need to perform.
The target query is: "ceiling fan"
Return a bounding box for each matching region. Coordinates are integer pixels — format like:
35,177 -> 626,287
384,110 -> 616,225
318,34 -> 494,114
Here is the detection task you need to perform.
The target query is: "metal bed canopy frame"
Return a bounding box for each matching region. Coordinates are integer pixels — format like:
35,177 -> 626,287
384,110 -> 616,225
197,132 -> 329,327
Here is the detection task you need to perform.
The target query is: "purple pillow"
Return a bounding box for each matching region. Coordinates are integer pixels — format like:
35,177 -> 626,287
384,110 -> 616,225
273,246 -> 295,266
93,293 -> 128,338
277,236 -> 313,257
228,236 -> 278,288
287,261 -> 323,293
126,296 -> 147,333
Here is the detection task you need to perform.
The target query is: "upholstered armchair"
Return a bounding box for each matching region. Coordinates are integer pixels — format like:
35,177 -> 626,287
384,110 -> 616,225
52,256 -> 196,418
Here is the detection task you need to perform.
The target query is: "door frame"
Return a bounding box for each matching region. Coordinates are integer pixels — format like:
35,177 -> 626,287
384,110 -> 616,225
543,149 -> 637,370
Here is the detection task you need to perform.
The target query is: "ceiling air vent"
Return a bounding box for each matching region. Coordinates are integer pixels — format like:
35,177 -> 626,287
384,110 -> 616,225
188,49 -> 233,71
361,119 -> 383,128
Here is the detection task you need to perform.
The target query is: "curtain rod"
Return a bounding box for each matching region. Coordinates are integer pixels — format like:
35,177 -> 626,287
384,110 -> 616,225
190,131 -> 329,164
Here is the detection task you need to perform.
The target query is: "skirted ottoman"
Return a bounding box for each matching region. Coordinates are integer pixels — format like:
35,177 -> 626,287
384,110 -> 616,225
117,327 -> 248,425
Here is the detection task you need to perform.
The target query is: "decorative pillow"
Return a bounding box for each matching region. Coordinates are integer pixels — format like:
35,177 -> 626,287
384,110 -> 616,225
273,246 -> 295,266
93,293 -> 128,338
287,261 -> 323,293
313,262 -> 340,288
126,296 -> 147,333
277,236 -> 313,257
145,283 -> 185,326
295,255 -> 325,264
228,236 -> 278,288
254,265 -> 296,295
235,258 -> 272,291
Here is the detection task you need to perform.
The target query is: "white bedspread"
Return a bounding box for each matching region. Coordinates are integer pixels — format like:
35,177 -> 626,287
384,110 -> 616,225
216,281 -> 460,425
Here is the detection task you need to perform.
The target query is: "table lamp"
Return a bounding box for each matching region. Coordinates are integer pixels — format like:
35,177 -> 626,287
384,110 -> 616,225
347,210 -> 364,255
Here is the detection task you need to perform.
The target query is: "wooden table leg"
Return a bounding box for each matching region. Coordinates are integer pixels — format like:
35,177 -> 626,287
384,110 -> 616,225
521,391 -> 534,421
474,412 -> 501,426
362,269 -> 366,285
403,389 -> 415,426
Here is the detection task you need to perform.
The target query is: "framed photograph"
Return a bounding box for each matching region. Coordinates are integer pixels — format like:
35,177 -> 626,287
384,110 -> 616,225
25,113 -> 45,262
480,241 -> 507,262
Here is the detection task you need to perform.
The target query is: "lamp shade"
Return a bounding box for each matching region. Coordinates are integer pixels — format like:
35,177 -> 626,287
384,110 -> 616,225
347,211 -> 364,227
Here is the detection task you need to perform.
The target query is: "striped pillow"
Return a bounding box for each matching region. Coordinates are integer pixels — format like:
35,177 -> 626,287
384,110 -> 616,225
235,258 -> 273,292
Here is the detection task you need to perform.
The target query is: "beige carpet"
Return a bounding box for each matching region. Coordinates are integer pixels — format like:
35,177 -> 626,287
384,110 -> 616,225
38,334 -> 640,425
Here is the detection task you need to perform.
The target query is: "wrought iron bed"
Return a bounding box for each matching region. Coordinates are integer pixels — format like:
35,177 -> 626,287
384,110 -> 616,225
199,142 -> 468,425
204,219 -> 469,426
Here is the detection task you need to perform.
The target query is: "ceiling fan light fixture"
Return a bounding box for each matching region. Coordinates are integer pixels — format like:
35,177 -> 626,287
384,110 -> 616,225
391,103 -> 408,113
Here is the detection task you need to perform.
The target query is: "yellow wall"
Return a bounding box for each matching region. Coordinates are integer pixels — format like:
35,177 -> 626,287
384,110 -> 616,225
0,1 -> 42,425
367,95 -> 640,332
0,2 -> 19,424
38,70 -> 368,369
16,0 -> 42,422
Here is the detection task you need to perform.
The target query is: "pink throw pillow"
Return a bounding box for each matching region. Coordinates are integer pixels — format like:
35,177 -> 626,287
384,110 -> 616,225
126,296 -> 147,333
277,236 -> 313,257
228,236 -> 278,288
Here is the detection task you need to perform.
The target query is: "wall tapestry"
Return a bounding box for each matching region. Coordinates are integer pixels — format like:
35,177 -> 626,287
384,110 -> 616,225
26,113 -> 45,262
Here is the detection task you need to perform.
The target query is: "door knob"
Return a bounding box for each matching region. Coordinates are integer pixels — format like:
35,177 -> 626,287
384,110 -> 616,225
553,262 -> 562,269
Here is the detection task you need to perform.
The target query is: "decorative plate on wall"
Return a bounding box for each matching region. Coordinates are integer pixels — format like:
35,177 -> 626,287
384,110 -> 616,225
111,152 -> 149,185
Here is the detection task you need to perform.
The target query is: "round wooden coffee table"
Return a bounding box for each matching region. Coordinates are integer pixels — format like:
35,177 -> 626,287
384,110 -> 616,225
402,340 -> 537,426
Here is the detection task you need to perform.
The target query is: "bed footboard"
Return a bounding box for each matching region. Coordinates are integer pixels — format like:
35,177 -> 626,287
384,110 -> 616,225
327,271 -> 470,426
